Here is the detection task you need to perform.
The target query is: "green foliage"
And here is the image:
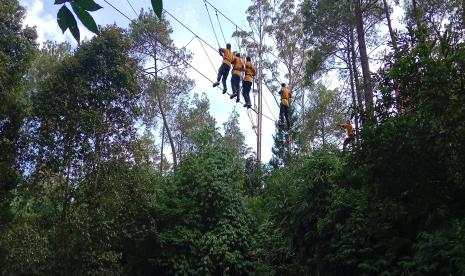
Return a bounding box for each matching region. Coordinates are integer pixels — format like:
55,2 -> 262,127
0,0 -> 37,230
4,1 -> 465,275
148,144 -> 260,275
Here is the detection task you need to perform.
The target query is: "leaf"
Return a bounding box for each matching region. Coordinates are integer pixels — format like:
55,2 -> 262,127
57,5 -> 80,42
151,0 -> 163,18
57,6 -> 69,33
71,2 -> 99,34
54,0 -> 68,4
72,0 -> 102,12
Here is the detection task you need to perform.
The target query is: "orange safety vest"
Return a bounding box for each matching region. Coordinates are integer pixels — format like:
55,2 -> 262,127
279,87 -> 291,106
244,61 -> 255,82
340,123 -> 354,137
231,56 -> 244,76
221,48 -> 233,66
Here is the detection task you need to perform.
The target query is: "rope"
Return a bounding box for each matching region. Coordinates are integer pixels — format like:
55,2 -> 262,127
263,92 -> 278,121
263,79 -> 280,107
234,26 -> 242,56
247,109 -> 258,136
182,35 -> 197,49
197,37 -> 217,74
103,1 -> 278,125
203,0 -> 221,48
215,9 -> 227,45
204,0 -> 289,68
126,0 -> 137,16
163,10 -> 217,52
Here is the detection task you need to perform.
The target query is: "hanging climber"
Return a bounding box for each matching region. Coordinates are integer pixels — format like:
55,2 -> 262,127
212,43 -> 233,94
242,56 -> 255,108
339,120 -> 355,151
229,52 -> 244,103
278,83 -> 292,129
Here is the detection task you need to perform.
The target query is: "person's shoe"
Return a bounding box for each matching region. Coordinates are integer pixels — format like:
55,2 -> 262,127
247,104 -> 252,108
229,93 -> 237,99
223,89 -> 227,94
236,98 -> 240,103
212,82 -> 219,87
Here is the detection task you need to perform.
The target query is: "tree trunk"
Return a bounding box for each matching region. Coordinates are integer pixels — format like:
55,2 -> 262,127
153,46 -> 177,168
382,0 -> 398,55
160,125 -> 165,173
411,0 -> 422,30
354,0 -> 374,121
349,28 -> 364,122
462,0 -> 465,29
347,40 -> 360,143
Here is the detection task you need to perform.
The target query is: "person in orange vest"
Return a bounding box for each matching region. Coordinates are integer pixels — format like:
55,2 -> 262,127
229,52 -> 244,103
213,43 -> 233,94
242,56 -> 255,108
339,120 -> 355,151
279,83 -> 292,129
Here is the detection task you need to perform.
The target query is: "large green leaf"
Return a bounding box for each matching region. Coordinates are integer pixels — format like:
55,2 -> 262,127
54,0 -> 68,4
72,0 -> 102,12
71,2 -> 99,34
151,0 -> 163,18
57,5 -> 80,42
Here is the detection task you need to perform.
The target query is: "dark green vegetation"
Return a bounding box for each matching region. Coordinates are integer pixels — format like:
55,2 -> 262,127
2,0 -> 465,275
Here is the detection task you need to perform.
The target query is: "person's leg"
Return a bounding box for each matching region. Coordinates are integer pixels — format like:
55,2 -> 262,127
279,104 -> 285,125
235,76 -> 240,102
230,75 -> 235,97
343,137 -> 349,151
242,81 -> 251,107
284,105 -> 290,128
213,64 -> 224,86
230,75 -> 239,98
221,65 -> 230,92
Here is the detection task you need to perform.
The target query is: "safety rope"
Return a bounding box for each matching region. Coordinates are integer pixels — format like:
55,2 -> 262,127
182,35 -> 197,49
215,9 -> 227,45
263,92 -> 278,121
203,0 -> 221,48
197,37 -> 217,74
247,109 -> 258,136
126,0 -> 137,16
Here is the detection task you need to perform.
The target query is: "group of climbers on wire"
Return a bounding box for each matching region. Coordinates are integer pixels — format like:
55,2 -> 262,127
212,43 -> 255,108
212,43 -> 295,129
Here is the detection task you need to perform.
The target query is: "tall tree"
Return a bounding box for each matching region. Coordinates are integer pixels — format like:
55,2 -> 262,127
30,26 -> 141,233
130,10 -> 192,169
222,109 -> 250,160
382,0 -> 399,54
301,83 -> 346,149
0,0 -> 37,227
354,0 -> 374,119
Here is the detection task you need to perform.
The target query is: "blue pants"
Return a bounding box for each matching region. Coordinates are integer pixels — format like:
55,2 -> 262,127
231,74 -> 240,100
217,63 -> 230,90
242,81 -> 252,105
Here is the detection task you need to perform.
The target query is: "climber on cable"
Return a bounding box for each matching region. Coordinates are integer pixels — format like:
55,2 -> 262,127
212,43 -> 233,94
242,56 -> 255,108
229,52 -> 244,103
278,83 -> 292,129
339,120 -> 355,151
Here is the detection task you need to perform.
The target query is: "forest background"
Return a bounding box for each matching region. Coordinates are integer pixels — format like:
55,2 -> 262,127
1,0 -> 465,274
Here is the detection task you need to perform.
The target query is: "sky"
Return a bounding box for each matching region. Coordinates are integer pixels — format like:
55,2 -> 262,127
20,0 -> 282,162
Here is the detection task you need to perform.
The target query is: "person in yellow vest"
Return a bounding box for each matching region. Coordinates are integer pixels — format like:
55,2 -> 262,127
229,52 -> 245,103
212,43 -> 233,94
339,120 -> 355,151
279,83 -> 292,129
242,56 -> 255,108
